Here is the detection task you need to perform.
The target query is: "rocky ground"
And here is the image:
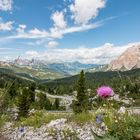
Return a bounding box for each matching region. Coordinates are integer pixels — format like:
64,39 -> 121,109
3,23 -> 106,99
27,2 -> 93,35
1,119 -> 105,140
0,134 -> 8,140
1,106 -> 140,140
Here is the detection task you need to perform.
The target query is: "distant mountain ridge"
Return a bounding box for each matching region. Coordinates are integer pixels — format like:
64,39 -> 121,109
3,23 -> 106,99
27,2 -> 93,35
0,61 -> 66,80
46,61 -> 101,75
5,58 -> 102,74
0,61 -> 10,67
0,59 -> 102,80
108,44 -> 140,71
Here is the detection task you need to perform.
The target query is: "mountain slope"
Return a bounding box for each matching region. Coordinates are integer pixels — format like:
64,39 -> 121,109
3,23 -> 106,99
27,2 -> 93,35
0,67 -> 34,88
0,62 -> 66,80
46,61 -> 101,75
43,68 -> 140,87
5,58 -> 102,75
108,44 -> 140,70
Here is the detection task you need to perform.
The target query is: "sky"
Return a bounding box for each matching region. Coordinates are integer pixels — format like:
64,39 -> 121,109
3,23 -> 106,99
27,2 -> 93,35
0,0 -> 140,64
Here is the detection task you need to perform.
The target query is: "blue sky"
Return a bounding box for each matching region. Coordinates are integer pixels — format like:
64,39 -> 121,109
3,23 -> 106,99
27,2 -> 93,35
0,0 -> 140,64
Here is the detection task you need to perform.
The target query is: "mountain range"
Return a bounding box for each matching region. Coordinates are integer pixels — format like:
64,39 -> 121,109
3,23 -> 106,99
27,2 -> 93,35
0,59 -> 102,80
0,43 -> 140,80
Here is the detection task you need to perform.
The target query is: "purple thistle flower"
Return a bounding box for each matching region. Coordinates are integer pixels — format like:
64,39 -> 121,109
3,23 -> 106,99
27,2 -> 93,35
97,86 -> 113,98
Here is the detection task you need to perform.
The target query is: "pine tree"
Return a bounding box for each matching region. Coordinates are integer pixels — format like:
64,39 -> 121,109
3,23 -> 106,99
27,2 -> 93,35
7,82 -> 18,99
36,92 -> 52,110
18,88 -> 30,118
72,70 -> 89,113
45,98 -> 52,110
37,92 -> 46,109
53,98 -> 60,110
28,83 -> 36,103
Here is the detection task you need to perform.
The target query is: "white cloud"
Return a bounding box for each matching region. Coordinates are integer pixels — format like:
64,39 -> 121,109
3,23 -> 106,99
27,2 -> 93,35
16,24 -> 26,34
70,0 -> 106,24
49,20 -> 102,39
1,2 -> 113,48
0,0 -> 109,49
21,39 -> 47,46
49,11 -> 67,39
0,20 -> 14,31
25,42 -> 139,64
5,21 -> 102,40
0,47 -> 18,51
47,41 -> 59,48
62,22 -> 101,34
0,0 -> 13,11
25,51 -> 39,58
49,27 -> 63,39
51,11 -> 67,29
6,28 -> 50,39
28,28 -> 50,38
35,39 -> 46,45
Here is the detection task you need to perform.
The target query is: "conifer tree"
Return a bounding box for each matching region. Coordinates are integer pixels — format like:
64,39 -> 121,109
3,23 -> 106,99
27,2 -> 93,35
37,92 -> 46,109
53,98 -> 60,110
45,98 -> 52,110
28,83 -> 36,103
18,88 -> 30,118
37,92 -> 52,110
8,82 -> 18,99
72,70 -> 88,113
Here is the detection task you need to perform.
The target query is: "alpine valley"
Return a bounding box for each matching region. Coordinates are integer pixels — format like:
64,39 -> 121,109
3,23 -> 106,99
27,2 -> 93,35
0,44 -> 140,81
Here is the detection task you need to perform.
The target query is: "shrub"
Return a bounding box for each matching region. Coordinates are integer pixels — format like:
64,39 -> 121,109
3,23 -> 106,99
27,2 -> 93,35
0,89 -> 10,114
0,115 -> 8,130
102,111 -> 140,140
69,112 -> 94,125
110,114 -> 140,139
15,111 -> 69,128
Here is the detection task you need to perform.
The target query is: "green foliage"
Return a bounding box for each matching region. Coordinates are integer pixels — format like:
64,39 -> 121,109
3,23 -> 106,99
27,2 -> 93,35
44,69 -> 140,100
0,89 -> 10,114
91,133 -> 118,140
45,98 -> 52,110
47,127 -> 79,140
72,70 -> 89,113
69,112 -> 94,125
28,83 -> 36,103
36,92 -> 46,109
107,114 -> 140,140
61,128 -> 78,140
0,115 -> 8,130
7,82 -> 18,99
17,88 -> 30,118
35,92 -> 52,110
17,111 -> 47,128
15,111 -> 68,128
94,108 -> 140,140
52,98 -> 60,110
0,68 -> 33,89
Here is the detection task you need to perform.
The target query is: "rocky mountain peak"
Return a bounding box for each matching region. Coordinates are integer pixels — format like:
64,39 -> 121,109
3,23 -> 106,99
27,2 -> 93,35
108,44 -> 140,70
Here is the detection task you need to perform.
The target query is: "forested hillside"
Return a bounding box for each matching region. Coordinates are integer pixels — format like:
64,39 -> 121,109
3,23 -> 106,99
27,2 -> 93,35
0,68 -> 34,88
41,69 -> 140,99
